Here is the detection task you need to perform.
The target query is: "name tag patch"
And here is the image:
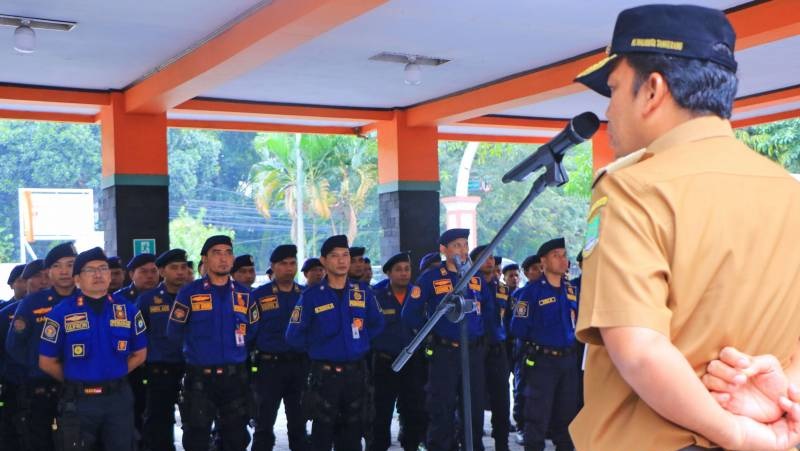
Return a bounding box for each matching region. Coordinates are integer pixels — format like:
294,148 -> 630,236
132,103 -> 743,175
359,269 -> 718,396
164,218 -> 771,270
539,297 -> 556,306
190,294 -> 213,312
259,296 -> 279,311
433,279 -> 453,295
314,303 -> 334,314
65,313 -> 90,333
150,305 -> 171,314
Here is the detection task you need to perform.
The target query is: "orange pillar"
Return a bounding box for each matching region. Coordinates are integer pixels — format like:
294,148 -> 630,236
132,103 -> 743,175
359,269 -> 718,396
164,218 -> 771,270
592,126 -> 615,173
99,93 -> 170,263
376,110 -> 440,272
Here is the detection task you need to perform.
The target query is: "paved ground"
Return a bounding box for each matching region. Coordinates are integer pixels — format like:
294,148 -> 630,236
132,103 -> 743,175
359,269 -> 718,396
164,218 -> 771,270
172,404 -> 555,450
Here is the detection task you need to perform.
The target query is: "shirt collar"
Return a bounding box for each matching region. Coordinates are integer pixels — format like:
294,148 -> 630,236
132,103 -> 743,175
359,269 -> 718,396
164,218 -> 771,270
645,115 -> 734,156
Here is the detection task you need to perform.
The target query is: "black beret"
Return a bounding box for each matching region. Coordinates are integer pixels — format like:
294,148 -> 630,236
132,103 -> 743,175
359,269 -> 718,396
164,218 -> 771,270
127,253 -> 156,271
439,228 -> 470,246
469,245 -> 490,263
187,261 -> 194,270
7,264 -> 25,285
382,252 -> 411,274
155,249 -> 188,268
349,247 -> 365,258
419,252 -> 441,272
537,238 -> 566,259
502,263 -> 519,273
270,245 -> 297,263
521,255 -> 541,271
232,254 -> 255,272
301,258 -> 322,273
21,260 -> 45,280
321,235 -> 349,257
107,256 -> 123,270
201,235 -> 233,256
575,4 -> 737,97
73,247 -> 108,276
45,242 -> 78,268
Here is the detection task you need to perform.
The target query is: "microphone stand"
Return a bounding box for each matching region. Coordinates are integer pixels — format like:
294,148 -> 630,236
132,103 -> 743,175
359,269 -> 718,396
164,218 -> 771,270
392,159 -> 570,451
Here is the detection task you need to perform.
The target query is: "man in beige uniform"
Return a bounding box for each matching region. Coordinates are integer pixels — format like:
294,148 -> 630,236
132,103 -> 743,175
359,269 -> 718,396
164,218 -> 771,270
569,4 -> 800,451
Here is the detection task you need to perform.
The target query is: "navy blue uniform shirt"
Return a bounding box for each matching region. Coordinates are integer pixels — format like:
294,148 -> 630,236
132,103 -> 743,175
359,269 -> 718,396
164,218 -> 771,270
371,282 -> 417,356
39,294 -> 147,383
510,275 -> 578,348
0,301 -> 26,384
478,276 -> 508,344
136,283 -> 184,364
251,281 -> 304,354
166,276 -> 259,366
114,283 -> 140,302
402,266 -> 484,342
285,278 -> 384,362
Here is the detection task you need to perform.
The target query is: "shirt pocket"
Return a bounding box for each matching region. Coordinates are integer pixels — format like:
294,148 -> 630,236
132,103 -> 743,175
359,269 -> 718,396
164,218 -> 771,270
189,311 -> 214,338
64,329 -> 91,360
315,306 -> 341,338
110,325 -> 131,357
534,302 -> 562,330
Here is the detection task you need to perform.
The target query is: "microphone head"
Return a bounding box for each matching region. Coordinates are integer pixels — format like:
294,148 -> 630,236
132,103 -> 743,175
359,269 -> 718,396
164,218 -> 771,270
570,112 -> 601,141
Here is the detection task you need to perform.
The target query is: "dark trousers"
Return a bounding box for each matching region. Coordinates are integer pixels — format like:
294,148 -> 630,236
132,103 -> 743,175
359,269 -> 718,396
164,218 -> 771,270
59,381 -> 135,451
19,379 -> 59,451
251,355 -> 309,451
485,343 -> 510,451
425,341 -> 486,451
511,343 -> 524,429
307,360 -> 367,451
369,351 -> 427,451
0,381 -> 21,451
142,362 -> 184,451
180,365 -> 251,451
129,365 -> 147,440
522,353 -> 579,451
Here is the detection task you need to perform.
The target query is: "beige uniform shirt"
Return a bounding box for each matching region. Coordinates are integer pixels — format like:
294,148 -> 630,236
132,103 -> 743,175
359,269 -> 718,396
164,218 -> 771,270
570,116 -> 800,451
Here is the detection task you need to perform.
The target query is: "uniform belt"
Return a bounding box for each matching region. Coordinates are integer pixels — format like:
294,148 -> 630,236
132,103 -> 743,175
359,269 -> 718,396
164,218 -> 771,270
148,362 -> 185,375
23,379 -> 60,396
524,341 -> 576,357
258,352 -> 306,362
187,363 -> 246,377
64,377 -> 127,397
431,335 -> 485,349
312,359 -> 364,373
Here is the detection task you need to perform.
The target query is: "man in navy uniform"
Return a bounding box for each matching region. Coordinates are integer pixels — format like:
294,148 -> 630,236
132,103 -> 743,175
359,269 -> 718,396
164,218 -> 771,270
167,235 -> 260,451
116,253 -> 158,302
231,255 -> 257,290
6,242 -> 78,451
107,257 -> 126,293
402,228 -> 486,451
39,247 -> 147,451
520,255 -> 542,287
347,246 -> 367,282
136,248 -> 189,451
301,258 -> 324,287
0,260 -> 46,451
418,252 -> 441,276
250,244 -> 308,451
361,257 -> 373,284
369,252 -> 427,451
470,245 -> 510,451
3,264 -> 26,308
510,238 -> 578,451
286,235 -> 384,451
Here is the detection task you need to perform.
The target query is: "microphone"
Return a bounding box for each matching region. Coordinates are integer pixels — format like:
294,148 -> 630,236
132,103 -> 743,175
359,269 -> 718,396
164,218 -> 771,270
502,112 -> 600,183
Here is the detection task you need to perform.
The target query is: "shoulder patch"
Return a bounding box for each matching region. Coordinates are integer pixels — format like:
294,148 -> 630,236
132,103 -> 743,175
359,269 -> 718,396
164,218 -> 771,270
290,306 -> 302,324
41,318 -> 59,343
514,301 -> 529,318
169,301 -> 190,324
135,311 -> 146,335
469,277 -> 481,291
583,212 -> 601,259
410,286 -> 421,299
13,317 -> 26,333
248,302 -> 260,325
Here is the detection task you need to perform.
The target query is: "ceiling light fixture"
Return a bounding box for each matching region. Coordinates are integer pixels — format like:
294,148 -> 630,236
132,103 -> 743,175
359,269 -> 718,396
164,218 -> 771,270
13,20 -> 35,53
404,56 -> 422,86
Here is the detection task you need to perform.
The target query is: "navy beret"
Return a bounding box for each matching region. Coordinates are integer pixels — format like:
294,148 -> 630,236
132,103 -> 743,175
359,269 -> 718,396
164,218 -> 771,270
270,245 -> 297,263
45,242 -> 78,268
21,260 -> 45,279
232,254 -> 255,273
73,247 -> 108,276
576,4 -> 737,97
7,264 -> 25,285
201,235 -> 233,256
382,252 -> 411,274
321,235 -> 349,257
187,261 -> 194,270
301,258 -> 323,273
439,228 -> 469,246
502,263 -> 519,273
349,247 -> 365,258
469,245 -> 490,263
419,252 -> 441,272
127,253 -> 156,271
107,256 -> 123,270
537,238 -> 566,259
521,255 -> 541,271
156,249 -> 188,268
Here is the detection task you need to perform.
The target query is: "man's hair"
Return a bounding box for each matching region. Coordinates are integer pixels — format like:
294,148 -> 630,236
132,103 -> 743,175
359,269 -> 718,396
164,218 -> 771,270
625,45 -> 738,118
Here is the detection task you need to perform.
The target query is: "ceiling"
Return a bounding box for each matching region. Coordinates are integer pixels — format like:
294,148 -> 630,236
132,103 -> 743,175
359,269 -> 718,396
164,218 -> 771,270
0,0 -> 797,135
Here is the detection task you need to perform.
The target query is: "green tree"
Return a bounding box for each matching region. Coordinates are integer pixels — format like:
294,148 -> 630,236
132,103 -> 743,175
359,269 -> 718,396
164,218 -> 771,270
168,207 -> 235,265
736,119 -> 800,172
167,128 -> 223,206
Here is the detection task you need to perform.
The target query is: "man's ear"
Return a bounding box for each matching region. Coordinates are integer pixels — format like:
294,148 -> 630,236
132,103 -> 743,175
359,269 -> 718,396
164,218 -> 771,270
639,72 -> 670,117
